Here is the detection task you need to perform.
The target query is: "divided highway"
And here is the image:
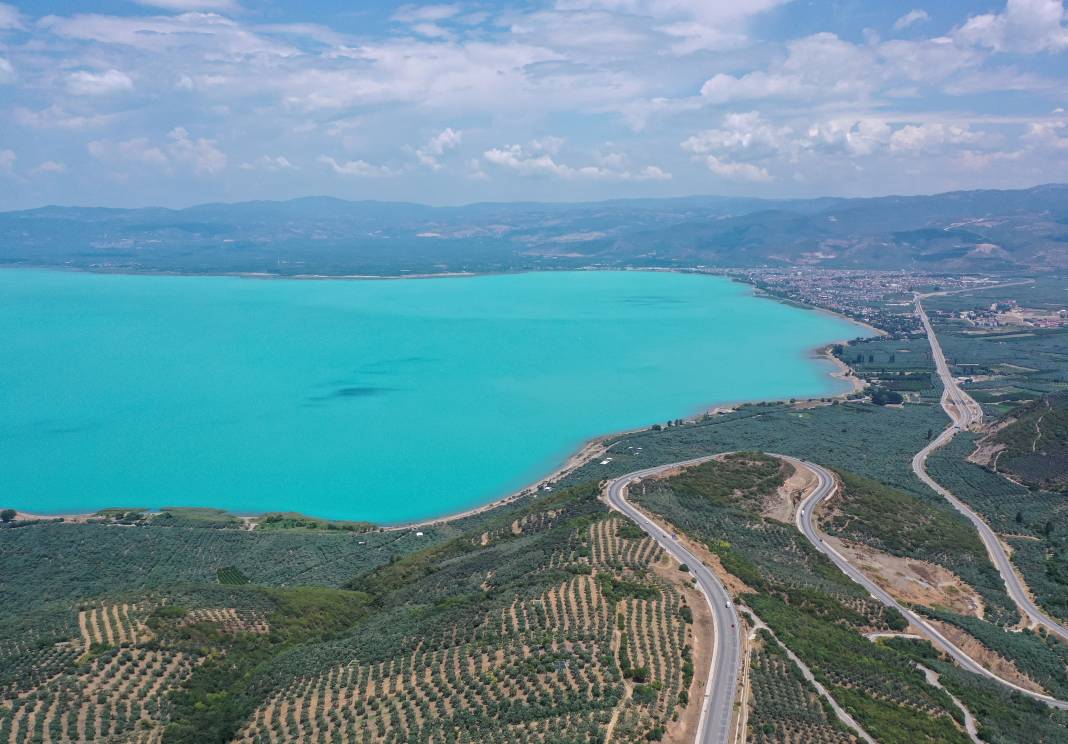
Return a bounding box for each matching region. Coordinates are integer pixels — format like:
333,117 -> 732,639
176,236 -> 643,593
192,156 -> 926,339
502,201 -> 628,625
605,458 -> 741,744
915,296 -> 1068,643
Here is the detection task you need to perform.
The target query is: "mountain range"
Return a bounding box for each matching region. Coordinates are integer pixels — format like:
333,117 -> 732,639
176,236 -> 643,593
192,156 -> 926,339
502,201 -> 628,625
2,184 -> 1066,275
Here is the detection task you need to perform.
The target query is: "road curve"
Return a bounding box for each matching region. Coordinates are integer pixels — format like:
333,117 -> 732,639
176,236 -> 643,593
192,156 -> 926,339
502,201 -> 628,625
790,454 -> 1068,709
605,458 -> 742,744
915,296 -> 1068,642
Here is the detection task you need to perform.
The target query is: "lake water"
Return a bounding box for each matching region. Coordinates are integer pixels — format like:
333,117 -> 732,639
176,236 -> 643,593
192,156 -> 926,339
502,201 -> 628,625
1,269 -> 864,523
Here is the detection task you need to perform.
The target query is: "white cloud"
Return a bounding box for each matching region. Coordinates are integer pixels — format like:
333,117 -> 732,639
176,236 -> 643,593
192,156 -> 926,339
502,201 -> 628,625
40,11 -> 297,58
240,155 -> 295,171
1024,119 -> 1068,149
66,69 -> 134,95
893,9 -> 930,31
391,4 -> 461,24
32,160 -> 67,175
166,127 -> 227,173
700,156 -> 771,182
0,2 -> 23,30
0,149 -> 15,174
318,156 -> 395,177
889,122 -> 983,152
0,57 -> 13,84
955,0 -> 1068,53
88,137 -> 170,169
87,127 -> 226,174
133,0 -> 240,10
415,128 -> 462,169
14,105 -> 115,130
483,141 -> 669,180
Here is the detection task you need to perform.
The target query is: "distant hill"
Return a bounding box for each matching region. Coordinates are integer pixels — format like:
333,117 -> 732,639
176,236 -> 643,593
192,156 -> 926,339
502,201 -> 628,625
1,184 -> 1066,275
984,392 -> 1068,492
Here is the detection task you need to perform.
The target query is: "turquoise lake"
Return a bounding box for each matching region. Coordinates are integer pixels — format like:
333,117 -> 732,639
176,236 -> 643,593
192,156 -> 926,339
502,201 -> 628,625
1,269 -> 864,523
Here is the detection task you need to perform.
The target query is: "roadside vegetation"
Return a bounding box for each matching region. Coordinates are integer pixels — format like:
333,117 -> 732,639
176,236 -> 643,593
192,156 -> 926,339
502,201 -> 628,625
637,454 -> 974,744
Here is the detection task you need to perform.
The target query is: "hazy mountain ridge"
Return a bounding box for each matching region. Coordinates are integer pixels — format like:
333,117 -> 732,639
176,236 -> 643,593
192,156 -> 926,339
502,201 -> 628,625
1,184 -> 1065,275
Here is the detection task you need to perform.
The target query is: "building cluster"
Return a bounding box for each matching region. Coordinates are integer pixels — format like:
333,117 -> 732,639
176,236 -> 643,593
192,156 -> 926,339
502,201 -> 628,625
954,302 -> 1068,330
725,269 -> 999,337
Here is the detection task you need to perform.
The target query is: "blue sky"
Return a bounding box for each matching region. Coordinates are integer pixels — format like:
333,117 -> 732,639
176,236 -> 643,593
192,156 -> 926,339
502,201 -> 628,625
0,0 -> 1066,208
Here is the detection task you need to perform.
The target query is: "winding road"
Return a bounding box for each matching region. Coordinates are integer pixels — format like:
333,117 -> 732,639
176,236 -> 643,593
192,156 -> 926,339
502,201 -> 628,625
792,454 -> 1068,709
605,458 -> 741,744
915,295 -> 1068,643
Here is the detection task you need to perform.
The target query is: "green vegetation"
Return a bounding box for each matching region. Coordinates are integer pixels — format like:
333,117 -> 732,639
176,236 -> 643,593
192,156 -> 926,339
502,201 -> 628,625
636,455 -> 972,741
0,481 -> 696,743
823,470 -> 1017,623
258,512 -> 377,532
886,637 -> 1068,744
217,566 -> 250,585
987,392 -> 1068,491
746,629 -> 854,743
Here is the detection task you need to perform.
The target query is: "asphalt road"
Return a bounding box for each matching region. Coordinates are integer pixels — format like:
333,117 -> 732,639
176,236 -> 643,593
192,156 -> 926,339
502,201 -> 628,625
791,454 -> 1068,709
605,458 -> 741,744
915,296 -> 1068,643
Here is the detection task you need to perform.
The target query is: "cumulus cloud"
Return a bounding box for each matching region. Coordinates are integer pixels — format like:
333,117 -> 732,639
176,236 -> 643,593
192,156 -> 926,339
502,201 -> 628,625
414,128 -> 462,170
893,9 -> 930,31
66,69 -> 134,95
0,149 -> 15,174
88,127 -> 226,174
889,123 -> 983,153
483,140 -> 669,180
0,57 -> 14,84
955,0 -> 1068,53
318,156 -> 395,177
166,127 -> 227,173
240,155 -> 295,171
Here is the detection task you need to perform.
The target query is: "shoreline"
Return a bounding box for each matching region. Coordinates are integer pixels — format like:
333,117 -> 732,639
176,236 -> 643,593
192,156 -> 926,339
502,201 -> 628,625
8,269 -> 875,530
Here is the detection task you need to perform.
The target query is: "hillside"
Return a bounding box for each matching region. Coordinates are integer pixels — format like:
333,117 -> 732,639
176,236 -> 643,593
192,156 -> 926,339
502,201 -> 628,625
1,184 -> 1066,276
983,392 -> 1068,492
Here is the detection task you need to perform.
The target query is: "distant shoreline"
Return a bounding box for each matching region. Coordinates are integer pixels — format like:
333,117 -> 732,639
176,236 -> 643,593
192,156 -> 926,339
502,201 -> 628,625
8,268 -> 876,530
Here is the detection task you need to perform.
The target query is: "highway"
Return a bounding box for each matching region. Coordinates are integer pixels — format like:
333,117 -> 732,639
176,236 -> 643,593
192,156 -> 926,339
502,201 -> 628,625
605,458 -> 741,744
915,296 -> 1068,643
791,454 -> 1068,709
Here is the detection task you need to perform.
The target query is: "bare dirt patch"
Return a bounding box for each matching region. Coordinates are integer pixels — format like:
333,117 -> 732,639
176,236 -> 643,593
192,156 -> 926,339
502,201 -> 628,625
926,619 -> 1046,694
825,536 -> 985,618
765,461 -> 814,523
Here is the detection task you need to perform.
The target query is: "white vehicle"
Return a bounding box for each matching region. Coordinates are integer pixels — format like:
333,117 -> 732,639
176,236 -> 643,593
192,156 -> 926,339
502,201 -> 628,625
724,600 -> 732,608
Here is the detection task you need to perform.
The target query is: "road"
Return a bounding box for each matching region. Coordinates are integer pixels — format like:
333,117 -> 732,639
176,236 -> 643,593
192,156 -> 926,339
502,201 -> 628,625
915,296 -> 1068,643
791,454 -> 1068,709
605,458 -> 741,744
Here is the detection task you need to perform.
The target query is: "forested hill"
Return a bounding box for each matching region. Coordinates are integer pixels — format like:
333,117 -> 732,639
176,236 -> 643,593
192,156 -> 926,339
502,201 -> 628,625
1,184 -> 1066,276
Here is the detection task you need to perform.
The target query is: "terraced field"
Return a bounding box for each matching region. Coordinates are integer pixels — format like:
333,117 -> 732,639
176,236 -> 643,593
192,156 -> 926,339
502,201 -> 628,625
0,602 -> 199,744
235,515 -> 692,744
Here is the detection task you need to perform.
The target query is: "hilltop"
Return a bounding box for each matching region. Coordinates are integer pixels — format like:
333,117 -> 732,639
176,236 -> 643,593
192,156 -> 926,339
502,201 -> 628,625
2,184 -> 1066,276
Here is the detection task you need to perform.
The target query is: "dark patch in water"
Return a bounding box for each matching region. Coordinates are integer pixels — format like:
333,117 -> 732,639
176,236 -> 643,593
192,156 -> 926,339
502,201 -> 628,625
335,386 -> 392,397
618,295 -> 687,306
308,386 -> 396,403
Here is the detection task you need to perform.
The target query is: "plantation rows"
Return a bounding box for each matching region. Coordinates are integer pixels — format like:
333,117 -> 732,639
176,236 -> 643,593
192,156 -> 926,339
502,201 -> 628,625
78,603 -> 151,652
234,516 -> 690,743
746,630 -> 855,744
0,643 -> 198,744
180,607 -> 270,636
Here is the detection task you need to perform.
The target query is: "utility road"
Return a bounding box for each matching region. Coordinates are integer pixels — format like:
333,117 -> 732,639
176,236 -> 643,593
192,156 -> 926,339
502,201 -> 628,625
792,455 -> 1068,709
915,296 -> 1068,642
606,458 -> 741,744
